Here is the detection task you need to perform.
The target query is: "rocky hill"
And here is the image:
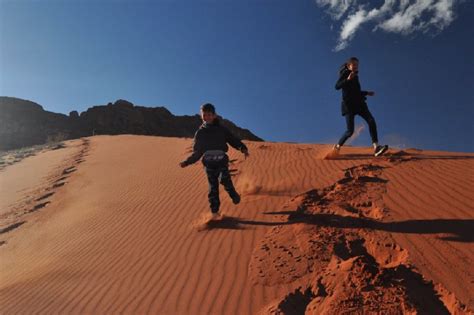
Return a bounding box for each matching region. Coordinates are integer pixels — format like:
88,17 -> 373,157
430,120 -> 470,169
0,97 -> 262,151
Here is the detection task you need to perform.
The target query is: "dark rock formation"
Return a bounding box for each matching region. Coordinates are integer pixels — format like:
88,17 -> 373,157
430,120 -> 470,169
69,111 -> 79,119
0,97 -> 263,151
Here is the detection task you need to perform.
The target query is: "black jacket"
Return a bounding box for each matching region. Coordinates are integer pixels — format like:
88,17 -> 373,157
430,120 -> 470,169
335,66 -> 369,115
182,119 -> 248,165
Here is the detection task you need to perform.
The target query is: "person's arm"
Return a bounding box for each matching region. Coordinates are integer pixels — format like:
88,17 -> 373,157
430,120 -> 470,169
225,127 -> 249,156
362,91 -> 375,96
335,69 -> 351,90
180,131 -> 204,167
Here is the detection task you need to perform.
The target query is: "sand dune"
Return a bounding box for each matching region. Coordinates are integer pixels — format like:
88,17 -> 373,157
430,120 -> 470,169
0,135 -> 472,314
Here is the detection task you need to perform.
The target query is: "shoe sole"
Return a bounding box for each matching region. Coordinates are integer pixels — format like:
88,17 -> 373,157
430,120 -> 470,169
374,145 -> 389,157
231,193 -> 241,205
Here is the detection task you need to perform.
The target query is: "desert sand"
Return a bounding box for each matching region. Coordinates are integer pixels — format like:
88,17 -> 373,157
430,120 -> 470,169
0,135 -> 473,314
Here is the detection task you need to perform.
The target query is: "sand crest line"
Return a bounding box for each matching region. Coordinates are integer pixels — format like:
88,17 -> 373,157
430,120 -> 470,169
0,138 -> 90,243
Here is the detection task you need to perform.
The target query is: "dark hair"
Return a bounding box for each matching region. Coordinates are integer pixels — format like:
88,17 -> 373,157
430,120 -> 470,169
200,103 -> 216,114
339,57 -> 359,74
347,57 -> 359,64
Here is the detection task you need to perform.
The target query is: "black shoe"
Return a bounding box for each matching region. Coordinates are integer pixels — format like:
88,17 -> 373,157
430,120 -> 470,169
374,145 -> 389,157
230,193 -> 241,205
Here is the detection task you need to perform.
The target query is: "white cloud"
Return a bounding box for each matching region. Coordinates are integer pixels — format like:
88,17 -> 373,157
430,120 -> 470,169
429,0 -> 456,30
316,0 -> 459,50
378,0 -> 435,34
316,0 -> 356,19
335,0 -> 397,51
336,9 -> 368,51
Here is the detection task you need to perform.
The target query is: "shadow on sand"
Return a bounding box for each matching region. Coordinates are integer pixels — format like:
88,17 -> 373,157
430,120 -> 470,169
203,212 -> 474,243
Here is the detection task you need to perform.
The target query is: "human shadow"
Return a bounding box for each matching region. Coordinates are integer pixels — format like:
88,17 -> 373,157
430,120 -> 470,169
201,216 -> 246,230
292,212 -> 474,243
206,212 -> 474,242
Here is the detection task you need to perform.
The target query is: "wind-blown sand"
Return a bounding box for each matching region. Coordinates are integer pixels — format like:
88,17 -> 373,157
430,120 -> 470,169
0,135 -> 473,314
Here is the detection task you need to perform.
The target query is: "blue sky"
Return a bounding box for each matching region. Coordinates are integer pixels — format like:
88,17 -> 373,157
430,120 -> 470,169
1,0 -> 473,152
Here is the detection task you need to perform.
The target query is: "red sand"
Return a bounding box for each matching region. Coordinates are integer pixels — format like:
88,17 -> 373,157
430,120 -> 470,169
0,135 -> 472,314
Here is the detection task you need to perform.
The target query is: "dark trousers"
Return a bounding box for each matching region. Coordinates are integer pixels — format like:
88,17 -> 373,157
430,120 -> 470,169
338,109 -> 378,146
204,161 -> 238,213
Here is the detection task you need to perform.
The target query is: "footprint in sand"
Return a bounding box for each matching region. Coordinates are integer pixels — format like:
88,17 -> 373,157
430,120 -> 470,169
36,192 -> 55,202
62,166 -> 76,175
53,182 -> 66,188
0,221 -> 26,234
28,201 -> 51,213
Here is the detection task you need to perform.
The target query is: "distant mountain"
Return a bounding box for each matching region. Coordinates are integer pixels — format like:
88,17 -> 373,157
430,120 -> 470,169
0,97 -> 263,151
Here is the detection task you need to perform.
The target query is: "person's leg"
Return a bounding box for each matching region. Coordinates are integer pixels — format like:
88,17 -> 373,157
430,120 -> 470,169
219,164 -> 240,204
359,109 -> 388,156
205,167 -> 220,213
359,109 -> 378,145
337,113 -> 355,146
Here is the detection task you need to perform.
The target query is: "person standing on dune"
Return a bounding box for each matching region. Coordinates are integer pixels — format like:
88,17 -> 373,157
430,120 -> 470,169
180,103 -> 249,219
333,57 -> 388,157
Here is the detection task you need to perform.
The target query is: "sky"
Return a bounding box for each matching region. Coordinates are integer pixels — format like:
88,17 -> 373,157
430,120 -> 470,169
1,0 -> 473,152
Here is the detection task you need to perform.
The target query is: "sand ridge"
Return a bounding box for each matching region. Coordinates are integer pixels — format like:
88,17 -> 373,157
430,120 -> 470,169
0,138 -> 89,245
0,135 -> 472,314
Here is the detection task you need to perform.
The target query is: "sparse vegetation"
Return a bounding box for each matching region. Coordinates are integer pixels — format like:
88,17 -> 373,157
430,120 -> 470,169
0,141 -> 66,171
46,132 -> 68,144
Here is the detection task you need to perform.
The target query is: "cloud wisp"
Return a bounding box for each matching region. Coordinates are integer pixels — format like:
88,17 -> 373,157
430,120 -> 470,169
316,0 -> 459,51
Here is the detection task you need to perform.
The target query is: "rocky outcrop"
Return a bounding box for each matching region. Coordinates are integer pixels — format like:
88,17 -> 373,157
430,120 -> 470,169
0,97 -> 262,151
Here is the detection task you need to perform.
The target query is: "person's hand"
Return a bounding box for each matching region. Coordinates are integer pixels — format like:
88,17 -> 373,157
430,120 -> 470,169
367,91 -> 375,96
347,71 -> 357,80
179,161 -> 188,168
